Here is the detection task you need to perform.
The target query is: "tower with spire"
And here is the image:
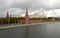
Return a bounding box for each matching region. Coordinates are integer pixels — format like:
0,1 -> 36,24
25,9 -> 29,23
6,11 -> 10,24
6,11 -> 9,18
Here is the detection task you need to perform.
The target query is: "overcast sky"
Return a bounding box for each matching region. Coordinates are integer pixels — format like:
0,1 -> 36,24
0,0 -> 60,17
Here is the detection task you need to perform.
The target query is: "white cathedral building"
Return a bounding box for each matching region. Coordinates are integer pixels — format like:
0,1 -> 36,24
30,13 -> 47,18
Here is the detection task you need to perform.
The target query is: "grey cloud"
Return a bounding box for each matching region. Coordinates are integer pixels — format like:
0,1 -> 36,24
0,0 -> 60,9
0,0 -> 60,17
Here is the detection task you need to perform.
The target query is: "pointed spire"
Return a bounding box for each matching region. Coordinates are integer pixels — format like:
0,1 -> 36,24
6,11 -> 9,18
26,9 -> 28,16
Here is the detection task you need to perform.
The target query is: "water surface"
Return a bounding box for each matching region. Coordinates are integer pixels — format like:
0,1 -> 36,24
0,22 -> 60,38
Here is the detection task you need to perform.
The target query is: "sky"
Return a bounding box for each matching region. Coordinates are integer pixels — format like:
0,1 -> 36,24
0,0 -> 60,17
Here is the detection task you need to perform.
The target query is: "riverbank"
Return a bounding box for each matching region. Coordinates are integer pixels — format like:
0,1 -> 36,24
0,22 -> 59,29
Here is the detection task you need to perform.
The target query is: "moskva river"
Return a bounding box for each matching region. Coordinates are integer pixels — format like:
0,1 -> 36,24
0,22 -> 60,38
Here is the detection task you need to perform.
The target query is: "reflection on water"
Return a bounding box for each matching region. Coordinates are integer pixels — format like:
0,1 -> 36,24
25,26 -> 29,38
0,22 -> 60,38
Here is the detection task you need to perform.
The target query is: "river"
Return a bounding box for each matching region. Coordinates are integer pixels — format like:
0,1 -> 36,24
0,22 -> 60,38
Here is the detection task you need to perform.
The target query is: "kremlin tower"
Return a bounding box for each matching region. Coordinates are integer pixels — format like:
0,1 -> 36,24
6,12 -> 9,18
25,9 -> 29,24
6,11 -> 10,24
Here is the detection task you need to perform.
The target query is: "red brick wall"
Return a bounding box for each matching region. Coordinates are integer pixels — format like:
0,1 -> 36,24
18,19 -> 44,23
